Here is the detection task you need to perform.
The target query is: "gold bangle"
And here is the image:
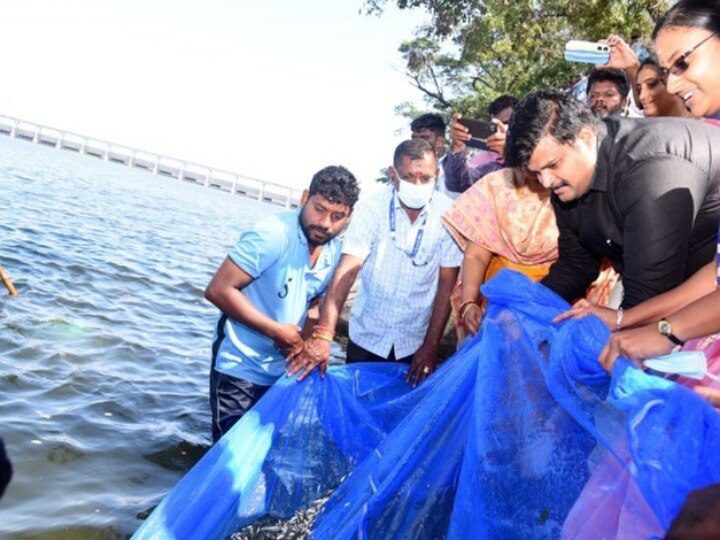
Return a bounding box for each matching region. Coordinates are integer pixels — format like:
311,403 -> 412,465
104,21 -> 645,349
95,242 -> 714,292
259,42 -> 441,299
313,324 -> 334,336
458,300 -> 479,319
311,332 -> 333,343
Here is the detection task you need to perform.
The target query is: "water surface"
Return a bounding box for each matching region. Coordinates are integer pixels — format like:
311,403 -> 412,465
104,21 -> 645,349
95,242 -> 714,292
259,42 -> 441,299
0,136 -> 286,538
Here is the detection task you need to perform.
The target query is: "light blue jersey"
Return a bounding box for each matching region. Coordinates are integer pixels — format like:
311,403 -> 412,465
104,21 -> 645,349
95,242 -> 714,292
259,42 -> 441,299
212,210 -> 341,385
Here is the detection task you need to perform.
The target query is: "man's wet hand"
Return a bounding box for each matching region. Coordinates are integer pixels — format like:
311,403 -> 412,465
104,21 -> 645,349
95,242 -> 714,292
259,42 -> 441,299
286,337 -> 331,381
271,323 -> 304,359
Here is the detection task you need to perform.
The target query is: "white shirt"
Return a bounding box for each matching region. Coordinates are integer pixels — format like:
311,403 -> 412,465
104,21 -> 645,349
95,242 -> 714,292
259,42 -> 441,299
435,154 -> 461,199
342,185 -> 462,358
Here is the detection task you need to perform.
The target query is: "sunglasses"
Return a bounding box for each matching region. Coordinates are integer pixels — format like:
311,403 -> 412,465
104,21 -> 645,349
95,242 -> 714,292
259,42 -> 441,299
661,33 -> 715,77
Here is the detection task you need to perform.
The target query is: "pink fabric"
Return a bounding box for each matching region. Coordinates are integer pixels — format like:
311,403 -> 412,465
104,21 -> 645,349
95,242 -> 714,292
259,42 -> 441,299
676,333 -> 720,390
442,168 -> 558,266
562,322 -> 720,539
562,445 -> 664,539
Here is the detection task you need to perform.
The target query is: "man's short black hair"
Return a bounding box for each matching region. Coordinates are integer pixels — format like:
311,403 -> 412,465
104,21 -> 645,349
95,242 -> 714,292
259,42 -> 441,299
410,113 -> 446,138
587,68 -> 630,99
488,95 -> 519,118
504,89 -> 601,169
393,138 -> 436,169
308,165 -> 360,209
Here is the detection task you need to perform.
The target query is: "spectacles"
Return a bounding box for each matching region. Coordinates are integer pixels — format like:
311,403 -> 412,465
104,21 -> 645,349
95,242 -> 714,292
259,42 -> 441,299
661,33 -> 715,77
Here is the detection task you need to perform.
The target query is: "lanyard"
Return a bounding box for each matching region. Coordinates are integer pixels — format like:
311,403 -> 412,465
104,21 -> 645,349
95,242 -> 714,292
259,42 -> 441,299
389,190 -> 428,260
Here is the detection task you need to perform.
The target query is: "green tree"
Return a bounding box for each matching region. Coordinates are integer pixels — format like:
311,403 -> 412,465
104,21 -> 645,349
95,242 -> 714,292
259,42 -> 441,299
367,0 -> 670,118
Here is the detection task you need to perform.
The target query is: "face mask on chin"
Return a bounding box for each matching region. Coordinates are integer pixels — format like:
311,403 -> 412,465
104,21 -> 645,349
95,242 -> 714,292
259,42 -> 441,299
396,178 -> 435,209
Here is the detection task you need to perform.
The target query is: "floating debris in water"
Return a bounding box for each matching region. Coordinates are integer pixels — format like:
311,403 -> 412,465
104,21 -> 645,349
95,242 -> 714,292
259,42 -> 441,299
229,489 -> 334,540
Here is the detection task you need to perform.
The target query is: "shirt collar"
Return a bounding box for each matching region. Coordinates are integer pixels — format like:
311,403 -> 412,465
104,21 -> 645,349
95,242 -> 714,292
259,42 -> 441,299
589,120 -> 610,192
295,209 -> 308,246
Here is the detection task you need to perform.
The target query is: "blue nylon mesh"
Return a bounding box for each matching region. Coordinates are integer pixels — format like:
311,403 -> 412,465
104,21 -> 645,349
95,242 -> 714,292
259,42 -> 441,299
132,270 -> 720,540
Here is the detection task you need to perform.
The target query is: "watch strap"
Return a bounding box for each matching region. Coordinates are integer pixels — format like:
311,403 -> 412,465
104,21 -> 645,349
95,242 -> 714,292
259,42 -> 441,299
659,318 -> 685,347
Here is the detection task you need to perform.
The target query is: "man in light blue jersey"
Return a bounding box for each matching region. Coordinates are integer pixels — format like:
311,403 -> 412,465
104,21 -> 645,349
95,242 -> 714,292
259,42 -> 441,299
204,166 -> 359,442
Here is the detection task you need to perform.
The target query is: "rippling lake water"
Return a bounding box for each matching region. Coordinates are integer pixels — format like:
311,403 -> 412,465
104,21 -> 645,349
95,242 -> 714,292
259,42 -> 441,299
0,135 -> 291,538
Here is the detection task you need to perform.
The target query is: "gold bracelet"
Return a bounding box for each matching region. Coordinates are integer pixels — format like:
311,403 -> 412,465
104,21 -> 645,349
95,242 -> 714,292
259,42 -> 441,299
458,300 -> 479,319
311,332 -> 334,343
313,324 -> 334,336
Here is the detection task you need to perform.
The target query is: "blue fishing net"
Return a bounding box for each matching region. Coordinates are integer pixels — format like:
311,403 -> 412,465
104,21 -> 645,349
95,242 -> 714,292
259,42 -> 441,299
133,270 -> 720,540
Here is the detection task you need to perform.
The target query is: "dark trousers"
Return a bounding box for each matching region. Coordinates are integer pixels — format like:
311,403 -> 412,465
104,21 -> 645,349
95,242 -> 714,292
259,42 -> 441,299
346,338 -> 414,364
209,369 -> 270,443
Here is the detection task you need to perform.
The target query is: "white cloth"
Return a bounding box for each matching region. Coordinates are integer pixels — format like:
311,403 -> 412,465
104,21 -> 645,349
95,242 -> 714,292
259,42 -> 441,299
435,154 -> 461,200
342,185 -> 462,358
625,89 -> 644,118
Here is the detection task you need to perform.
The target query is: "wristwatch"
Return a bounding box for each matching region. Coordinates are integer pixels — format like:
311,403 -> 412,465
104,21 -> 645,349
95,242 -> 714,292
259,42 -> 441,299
658,318 -> 685,347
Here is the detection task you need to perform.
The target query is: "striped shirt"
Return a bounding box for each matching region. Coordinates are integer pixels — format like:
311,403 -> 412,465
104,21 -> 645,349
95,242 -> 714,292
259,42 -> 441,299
342,185 -> 462,359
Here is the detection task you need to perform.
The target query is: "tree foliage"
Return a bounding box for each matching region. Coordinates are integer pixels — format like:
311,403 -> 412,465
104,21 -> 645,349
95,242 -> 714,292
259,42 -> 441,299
367,0 -> 670,118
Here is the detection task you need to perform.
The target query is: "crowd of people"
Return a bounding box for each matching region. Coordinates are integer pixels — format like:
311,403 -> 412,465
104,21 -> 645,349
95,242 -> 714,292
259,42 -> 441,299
201,0 -> 720,533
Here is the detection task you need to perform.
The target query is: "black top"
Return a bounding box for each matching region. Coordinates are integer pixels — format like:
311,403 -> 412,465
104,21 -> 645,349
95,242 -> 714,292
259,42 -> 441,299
542,117 -> 720,308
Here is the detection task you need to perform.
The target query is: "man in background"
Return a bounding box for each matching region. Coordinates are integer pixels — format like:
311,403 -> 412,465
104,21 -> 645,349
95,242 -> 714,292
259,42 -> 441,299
204,166 -> 359,442
443,95 -> 519,192
410,113 -> 459,199
587,68 -> 630,118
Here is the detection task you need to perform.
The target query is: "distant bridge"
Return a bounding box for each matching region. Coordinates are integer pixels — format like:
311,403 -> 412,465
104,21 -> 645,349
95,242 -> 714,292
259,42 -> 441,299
0,114 -> 301,208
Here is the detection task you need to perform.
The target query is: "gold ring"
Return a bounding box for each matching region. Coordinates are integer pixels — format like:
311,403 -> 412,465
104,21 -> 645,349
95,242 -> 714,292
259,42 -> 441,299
422,366 -> 430,374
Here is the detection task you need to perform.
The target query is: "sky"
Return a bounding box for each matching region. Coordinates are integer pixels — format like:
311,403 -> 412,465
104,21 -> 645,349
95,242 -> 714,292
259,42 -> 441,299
0,1 -> 432,196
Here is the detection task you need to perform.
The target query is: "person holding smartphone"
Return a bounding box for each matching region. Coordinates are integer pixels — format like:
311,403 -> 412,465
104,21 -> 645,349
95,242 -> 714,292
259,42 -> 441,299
443,95 -> 518,193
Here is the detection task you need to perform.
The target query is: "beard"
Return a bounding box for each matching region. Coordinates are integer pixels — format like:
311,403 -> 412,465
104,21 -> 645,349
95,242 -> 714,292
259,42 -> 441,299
299,211 -> 331,246
591,104 -> 610,117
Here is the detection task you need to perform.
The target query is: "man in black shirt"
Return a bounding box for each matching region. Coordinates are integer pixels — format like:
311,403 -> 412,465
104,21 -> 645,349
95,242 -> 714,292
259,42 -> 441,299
505,89 -> 720,308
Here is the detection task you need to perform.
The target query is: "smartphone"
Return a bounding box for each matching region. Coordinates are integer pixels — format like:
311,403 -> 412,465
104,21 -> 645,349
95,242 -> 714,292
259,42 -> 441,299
458,118 -> 497,150
564,40 -> 610,64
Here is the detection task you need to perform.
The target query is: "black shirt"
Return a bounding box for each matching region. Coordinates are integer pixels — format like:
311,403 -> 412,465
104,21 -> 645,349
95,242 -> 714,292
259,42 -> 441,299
542,117 -> 720,308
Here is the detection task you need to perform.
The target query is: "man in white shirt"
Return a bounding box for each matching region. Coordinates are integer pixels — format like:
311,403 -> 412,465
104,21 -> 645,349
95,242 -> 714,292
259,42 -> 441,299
289,139 -> 463,386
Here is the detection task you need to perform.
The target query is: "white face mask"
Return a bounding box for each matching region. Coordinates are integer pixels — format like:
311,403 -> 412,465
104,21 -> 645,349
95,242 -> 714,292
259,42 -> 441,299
396,178 -> 435,209
643,351 -> 711,380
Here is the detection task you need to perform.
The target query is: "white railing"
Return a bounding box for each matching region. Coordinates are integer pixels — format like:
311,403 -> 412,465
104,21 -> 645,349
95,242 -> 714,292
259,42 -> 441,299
0,114 -> 301,208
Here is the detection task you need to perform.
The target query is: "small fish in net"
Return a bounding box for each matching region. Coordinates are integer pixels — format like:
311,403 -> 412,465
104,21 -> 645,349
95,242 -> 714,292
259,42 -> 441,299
229,488 -> 334,540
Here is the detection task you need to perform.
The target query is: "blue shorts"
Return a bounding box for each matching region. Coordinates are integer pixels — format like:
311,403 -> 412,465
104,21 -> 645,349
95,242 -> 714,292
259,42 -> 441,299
209,369 -> 270,443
